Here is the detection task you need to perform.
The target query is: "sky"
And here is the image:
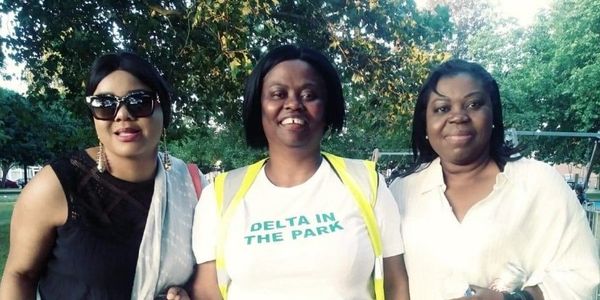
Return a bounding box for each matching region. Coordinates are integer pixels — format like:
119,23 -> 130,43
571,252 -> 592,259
414,0 -> 551,26
0,1 -> 551,95
494,0 -> 552,26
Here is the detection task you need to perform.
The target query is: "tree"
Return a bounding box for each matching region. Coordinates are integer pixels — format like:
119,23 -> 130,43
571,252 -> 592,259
0,88 -> 88,187
2,0 -> 452,168
424,0 -> 498,59
465,0 -> 600,170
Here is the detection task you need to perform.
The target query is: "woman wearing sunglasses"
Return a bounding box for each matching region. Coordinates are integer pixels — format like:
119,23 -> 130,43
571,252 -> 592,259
0,52 -> 203,300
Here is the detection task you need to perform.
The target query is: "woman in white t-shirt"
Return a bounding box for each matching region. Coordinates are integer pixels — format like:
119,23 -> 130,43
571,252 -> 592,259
389,59 -> 600,300
191,45 -> 409,300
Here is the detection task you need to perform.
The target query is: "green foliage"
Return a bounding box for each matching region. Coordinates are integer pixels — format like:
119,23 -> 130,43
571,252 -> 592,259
1,0 -> 452,167
424,0 -> 498,59
465,0 -> 600,170
0,87 -> 88,185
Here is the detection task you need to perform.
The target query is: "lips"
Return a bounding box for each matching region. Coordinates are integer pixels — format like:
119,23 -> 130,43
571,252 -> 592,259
114,127 -> 142,142
445,132 -> 474,144
280,117 -> 307,127
281,117 -> 306,125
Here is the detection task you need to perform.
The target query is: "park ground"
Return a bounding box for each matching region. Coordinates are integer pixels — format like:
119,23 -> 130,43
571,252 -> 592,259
0,191 -> 18,277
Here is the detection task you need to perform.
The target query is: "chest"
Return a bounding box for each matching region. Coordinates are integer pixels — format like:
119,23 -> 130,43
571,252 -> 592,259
223,174 -> 375,284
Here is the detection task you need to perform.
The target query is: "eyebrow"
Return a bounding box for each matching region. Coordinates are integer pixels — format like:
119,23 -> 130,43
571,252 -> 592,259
431,90 -> 485,99
264,81 -> 321,89
94,89 -> 153,96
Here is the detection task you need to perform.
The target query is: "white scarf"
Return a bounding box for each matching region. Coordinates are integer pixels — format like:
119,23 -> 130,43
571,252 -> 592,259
130,154 -> 198,299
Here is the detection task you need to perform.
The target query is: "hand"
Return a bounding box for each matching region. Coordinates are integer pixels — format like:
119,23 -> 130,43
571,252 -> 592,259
449,285 -> 504,300
165,286 -> 190,300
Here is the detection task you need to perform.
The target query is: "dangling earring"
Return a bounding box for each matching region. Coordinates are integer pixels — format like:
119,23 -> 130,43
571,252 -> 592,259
162,128 -> 172,171
97,140 -> 106,173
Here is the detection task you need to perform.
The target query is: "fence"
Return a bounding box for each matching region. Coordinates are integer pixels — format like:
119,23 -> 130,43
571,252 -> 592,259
584,202 -> 600,300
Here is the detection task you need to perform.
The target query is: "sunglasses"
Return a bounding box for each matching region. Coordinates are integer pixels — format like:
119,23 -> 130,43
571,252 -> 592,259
85,90 -> 160,120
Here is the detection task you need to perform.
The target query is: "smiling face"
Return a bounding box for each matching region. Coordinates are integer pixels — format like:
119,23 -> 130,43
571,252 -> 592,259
93,70 -> 163,161
425,73 -> 494,165
261,59 -> 327,152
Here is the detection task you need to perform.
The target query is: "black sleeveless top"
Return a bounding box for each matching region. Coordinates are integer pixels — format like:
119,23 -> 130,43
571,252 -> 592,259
38,151 -> 155,300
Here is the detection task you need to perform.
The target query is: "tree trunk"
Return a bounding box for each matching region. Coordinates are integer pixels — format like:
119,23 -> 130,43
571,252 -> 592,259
23,164 -> 29,185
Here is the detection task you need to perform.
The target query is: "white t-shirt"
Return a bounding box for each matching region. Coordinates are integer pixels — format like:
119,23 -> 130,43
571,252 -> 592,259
389,158 -> 600,300
193,160 -> 404,300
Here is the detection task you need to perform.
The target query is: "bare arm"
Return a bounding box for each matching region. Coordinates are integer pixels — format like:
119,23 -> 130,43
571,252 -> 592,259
0,166 -> 67,299
384,254 -> 410,300
191,261 -> 222,300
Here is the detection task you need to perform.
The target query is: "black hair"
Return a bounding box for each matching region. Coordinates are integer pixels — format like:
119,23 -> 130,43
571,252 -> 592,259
85,52 -> 172,128
404,59 -> 521,176
242,44 -> 345,148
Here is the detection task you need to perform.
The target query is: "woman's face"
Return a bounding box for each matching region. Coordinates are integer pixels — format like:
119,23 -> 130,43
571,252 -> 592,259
92,70 -> 163,161
261,59 -> 326,151
425,73 -> 494,165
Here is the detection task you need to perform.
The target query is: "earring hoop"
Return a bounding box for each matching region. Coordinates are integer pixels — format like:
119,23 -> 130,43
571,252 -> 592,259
97,140 -> 106,173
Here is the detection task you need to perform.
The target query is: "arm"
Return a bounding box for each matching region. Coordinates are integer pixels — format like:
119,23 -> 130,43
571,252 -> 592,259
0,166 -> 67,298
377,175 -> 409,299
525,164 -> 600,299
191,261 -> 221,300
191,184 -> 222,300
383,254 -> 410,300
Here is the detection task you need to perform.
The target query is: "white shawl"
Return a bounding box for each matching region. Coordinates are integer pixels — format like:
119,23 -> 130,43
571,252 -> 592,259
130,154 -> 199,299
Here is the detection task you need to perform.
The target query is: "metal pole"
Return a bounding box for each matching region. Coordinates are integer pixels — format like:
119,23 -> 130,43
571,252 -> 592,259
515,131 -> 600,139
583,139 -> 598,191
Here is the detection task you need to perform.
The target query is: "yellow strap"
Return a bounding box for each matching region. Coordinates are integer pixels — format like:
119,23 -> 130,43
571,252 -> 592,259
216,155 -> 384,300
322,152 -> 384,300
214,172 -> 228,215
215,159 -> 266,299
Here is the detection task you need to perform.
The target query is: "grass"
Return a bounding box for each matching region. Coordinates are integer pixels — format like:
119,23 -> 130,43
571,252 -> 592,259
0,194 -> 17,278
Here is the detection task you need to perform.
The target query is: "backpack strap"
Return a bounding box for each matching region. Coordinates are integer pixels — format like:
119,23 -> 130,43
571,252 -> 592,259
213,158 -> 267,299
321,152 -> 384,300
187,163 -> 203,199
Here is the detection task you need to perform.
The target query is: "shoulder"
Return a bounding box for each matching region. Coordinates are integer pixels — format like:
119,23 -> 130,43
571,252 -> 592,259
15,165 -> 68,227
389,164 -> 433,196
505,158 -> 563,183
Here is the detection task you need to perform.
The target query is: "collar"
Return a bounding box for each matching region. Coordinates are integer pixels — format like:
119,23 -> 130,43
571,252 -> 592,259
418,157 -> 511,194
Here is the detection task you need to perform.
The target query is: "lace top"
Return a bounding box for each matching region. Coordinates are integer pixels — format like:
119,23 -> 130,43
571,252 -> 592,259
38,150 -> 155,300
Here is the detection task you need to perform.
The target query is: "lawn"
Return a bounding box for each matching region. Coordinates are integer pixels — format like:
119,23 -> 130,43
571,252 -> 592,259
0,193 -> 18,278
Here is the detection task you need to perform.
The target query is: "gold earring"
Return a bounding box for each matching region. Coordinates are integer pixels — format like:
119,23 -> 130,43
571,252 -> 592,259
97,140 -> 106,173
162,129 -> 172,171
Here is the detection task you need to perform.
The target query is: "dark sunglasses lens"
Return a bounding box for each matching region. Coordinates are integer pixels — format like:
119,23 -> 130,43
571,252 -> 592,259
89,96 -> 118,120
125,93 -> 155,117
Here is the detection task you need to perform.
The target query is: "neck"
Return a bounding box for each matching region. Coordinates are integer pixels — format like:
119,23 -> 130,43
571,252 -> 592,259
440,154 -> 499,185
265,147 -> 322,187
88,147 -> 158,182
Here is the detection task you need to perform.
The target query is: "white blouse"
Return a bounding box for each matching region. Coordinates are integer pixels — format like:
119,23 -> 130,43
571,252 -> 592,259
389,157 -> 600,300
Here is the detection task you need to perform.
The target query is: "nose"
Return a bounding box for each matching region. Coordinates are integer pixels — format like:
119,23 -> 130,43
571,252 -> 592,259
284,94 -> 304,111
114,102 -> 135,121
448,109 -> 469,123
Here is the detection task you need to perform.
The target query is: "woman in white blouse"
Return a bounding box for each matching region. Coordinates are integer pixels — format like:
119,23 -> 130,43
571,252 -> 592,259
389,59 -> 600,300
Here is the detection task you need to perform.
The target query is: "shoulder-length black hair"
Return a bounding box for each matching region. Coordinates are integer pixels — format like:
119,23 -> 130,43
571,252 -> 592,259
243,44 -> 345,149
404,59 -> 521,176
86,52 -> 172,128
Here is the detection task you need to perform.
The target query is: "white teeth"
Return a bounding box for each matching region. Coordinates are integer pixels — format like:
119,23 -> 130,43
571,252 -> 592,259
281,118 -> 305,125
